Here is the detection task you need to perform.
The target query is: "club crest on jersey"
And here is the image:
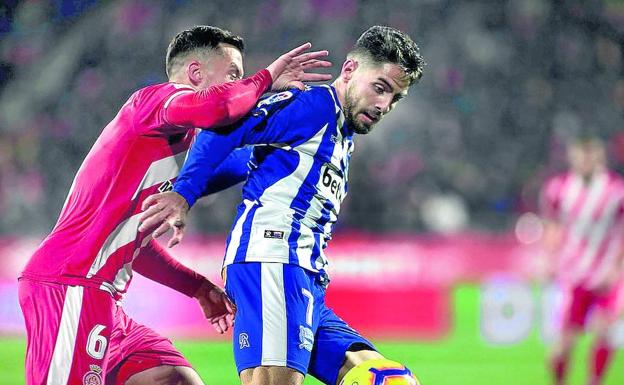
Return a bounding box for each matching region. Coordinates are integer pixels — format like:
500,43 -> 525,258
299,325 -> 314,352
158,179 -> 174,193
239,332 -> 250,349
83,365 -> 102,385
264,229 -> 284,239
257,91 -> 293,108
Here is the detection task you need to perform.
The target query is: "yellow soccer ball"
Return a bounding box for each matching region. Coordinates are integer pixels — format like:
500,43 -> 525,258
339,359 -> 420,385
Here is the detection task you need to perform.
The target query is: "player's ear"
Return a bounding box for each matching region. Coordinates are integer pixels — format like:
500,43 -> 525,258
187,60 -> 203,86
341,59 -> 358,82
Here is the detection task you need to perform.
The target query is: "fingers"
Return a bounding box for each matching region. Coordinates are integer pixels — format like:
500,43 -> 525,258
300,59 -> 332,70
138,203 -> 163,228
167,224 -> 185,248
223,296 -> 235,315
209,314 -> 230,334
152,221 -> 171,239
218,316 -> 228,333
141,194 -> 159,211
284,42 -> 312,58
138,208 -> 169,232
292,50 -> 329,63
211,319 -> 225,334
300,72 -> 333,82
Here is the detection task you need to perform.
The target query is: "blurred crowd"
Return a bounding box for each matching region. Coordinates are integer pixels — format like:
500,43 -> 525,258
1,0 -> 624,236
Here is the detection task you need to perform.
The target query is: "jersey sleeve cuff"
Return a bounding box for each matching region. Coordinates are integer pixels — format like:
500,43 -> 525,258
173,183 -> 199,208
256,69 -> 273,92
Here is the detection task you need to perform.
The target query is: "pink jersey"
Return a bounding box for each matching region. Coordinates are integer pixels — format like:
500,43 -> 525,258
541,171 -> 624,289
21,82 -> 197,299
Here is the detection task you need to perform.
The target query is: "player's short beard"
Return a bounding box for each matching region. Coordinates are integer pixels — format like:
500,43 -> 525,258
343,84 -> 371,135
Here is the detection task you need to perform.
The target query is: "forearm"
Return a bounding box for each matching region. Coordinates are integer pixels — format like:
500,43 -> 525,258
133,239 -> 206,297
165,70 -> 272,129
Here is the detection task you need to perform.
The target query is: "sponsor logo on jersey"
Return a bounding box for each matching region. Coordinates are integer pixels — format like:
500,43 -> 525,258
319,163 -> 344,204
239,332 -> 250,349
264,229 -> 285,239
299,325 -> 314,352
258,91 -> 293,108
158,179 -> 174,193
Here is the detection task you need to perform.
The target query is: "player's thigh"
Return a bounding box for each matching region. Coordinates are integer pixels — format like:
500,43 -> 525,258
105,307 -> 195,385
18,279 -> 116,385
560,285 -> 593,332
240,366 -> 304,385
225,262 -> 319,379
122,365 -> 203,385
308,304 -> 377,385
590,284 -> 624,337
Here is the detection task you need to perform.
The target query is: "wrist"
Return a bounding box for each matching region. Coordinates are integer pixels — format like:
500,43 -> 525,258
173,185 -> 196,209
193,279 -> 217,298
258,69 -> 273,91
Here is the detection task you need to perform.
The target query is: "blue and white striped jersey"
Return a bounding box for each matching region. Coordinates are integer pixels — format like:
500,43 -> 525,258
174,85 -> 353,274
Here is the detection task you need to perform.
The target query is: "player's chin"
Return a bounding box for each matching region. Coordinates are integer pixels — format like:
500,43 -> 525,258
353,122 -> 373,135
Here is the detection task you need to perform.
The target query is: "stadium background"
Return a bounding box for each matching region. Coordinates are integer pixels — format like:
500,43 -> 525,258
1,0 -> 624,384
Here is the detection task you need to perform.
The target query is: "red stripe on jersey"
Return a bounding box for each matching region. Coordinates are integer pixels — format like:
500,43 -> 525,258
542,171 -> 624,289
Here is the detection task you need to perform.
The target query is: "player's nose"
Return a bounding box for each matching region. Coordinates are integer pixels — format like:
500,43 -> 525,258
376,96 -> 393,114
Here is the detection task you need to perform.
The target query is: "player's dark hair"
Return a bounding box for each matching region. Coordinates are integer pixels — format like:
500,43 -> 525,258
348,26 -> 424,85
166,25 -> 245,78
565,126 -> 605,148
567,134 -> 604,149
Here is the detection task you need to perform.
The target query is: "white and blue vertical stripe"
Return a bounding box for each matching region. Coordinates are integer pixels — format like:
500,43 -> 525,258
223,86 -> 353,274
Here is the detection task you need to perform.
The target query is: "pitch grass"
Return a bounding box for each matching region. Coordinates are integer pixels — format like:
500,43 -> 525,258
1,286 -> 622,385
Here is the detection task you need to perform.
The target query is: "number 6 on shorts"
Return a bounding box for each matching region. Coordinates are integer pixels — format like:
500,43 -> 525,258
86,324 -> 108,360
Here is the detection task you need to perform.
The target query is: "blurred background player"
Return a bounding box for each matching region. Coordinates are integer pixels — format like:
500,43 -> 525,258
139,25 -> 424,385
17,25 -> 331,385
540,136 -> 624,385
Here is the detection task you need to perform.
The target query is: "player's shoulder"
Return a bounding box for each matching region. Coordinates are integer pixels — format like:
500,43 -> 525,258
607,170 -> 624,190
299,85 -> 340,110
542,172 -> 569,196
544,172 -> 567,186
131,82 -> 194,103
259,85 -> 337,113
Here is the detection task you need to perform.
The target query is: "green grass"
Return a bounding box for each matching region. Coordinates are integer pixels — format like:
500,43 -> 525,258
1,286 -> 622,385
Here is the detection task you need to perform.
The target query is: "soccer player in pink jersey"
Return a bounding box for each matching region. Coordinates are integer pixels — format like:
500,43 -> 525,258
17,25 -> 331,385
540,136 -> 624,385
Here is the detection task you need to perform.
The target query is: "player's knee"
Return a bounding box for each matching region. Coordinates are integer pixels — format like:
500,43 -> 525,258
343,344 -> 384,368
240,366 -> 304,385
337,347 -> 384,385
551,330 -> 577,357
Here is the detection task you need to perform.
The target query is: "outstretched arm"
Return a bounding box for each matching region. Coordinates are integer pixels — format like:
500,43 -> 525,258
133,239 -> 235,333
165,42 -> 331,129
164,70 -> 272,129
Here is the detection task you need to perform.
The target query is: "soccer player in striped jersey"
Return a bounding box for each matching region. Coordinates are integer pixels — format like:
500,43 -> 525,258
18,25 -> 331,385
140,26 -> 424,385
540,136 -> 624,385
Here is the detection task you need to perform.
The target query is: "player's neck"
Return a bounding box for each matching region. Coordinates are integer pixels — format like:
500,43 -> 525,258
168,75 -> 196,90
331,79 -> 347,109
577,167 -> 607,184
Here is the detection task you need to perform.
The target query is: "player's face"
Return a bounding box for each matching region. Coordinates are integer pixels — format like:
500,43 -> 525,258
567,141 -> 606,177
343,61 -> 409,134
197,43 -> 244,90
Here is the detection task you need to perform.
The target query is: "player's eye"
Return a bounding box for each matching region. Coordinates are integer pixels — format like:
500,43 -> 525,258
373,84 -> 384,95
